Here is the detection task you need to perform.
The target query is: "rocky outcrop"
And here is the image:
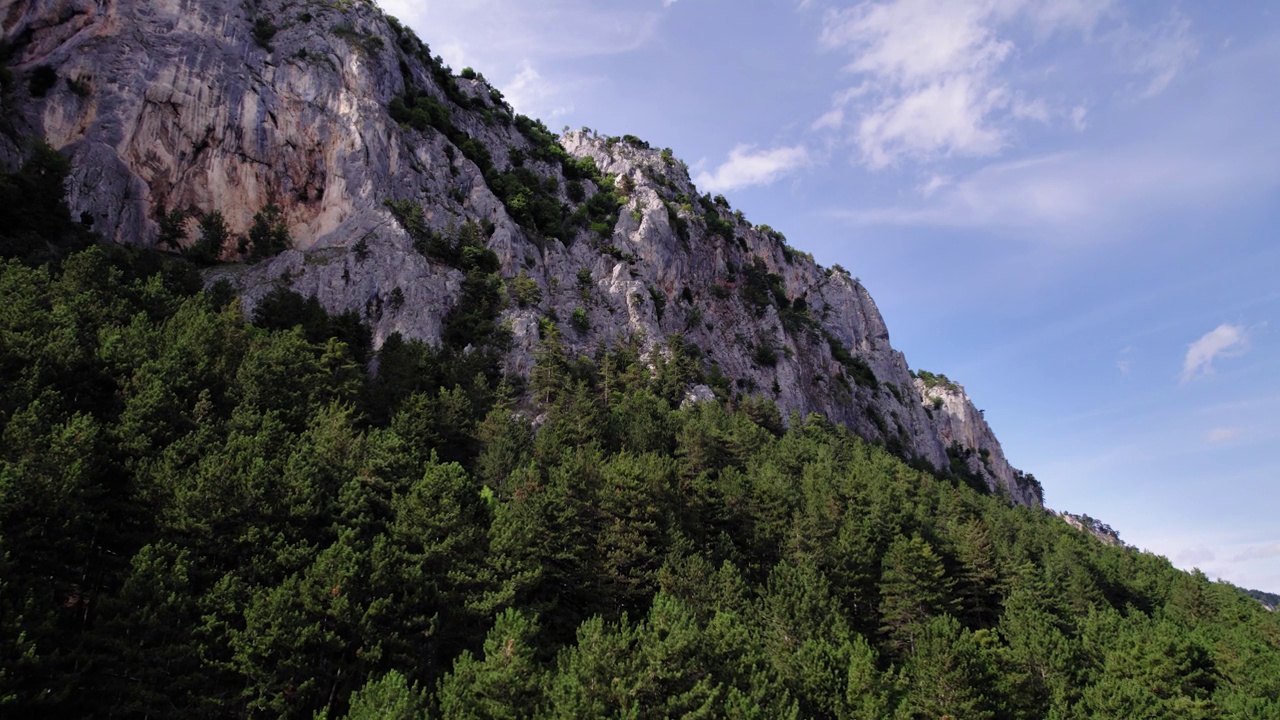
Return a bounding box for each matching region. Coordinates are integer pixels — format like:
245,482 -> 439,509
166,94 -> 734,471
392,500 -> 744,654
915,375 -> 1043,505
1056,511 -> 1124,547
1244,589 -> 1278,612
1,0 -> 1043,505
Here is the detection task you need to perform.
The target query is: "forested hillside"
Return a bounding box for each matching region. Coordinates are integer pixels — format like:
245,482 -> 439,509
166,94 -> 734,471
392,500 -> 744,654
2,146 -> 1279,718
0,0 -> 1044,503
1248,589 -> 1280,612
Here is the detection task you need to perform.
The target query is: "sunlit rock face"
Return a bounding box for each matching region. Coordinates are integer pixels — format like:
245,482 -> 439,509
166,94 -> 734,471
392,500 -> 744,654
2,0 -> 1041,506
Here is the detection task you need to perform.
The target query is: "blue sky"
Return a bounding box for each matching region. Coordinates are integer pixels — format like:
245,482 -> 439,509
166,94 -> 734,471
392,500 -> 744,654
379,0 -> 1280,592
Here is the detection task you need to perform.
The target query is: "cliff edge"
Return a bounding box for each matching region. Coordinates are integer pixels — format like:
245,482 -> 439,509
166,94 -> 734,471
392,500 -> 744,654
1,0 -> 1043,504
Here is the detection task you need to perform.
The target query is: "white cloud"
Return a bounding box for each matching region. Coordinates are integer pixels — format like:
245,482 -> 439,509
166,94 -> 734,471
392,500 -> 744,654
694,145 -> 810,192
1116,346 -> 1133,375
377,1 -> 661,93
501,62 -> 574,119
811,108 -> 845,131
1145,533 -> 1280,592
856,75 -> 1009,168
813,0 -> 1120,168
1018,0 -> 1113,36
919,174 -> 951,198
809,1 -> 1208,169
1182,324 -> 1250,384
827,57 -> 1280,240
821,1 -> 1012,85
1125,12 -> 1199,98
1206,427 -> 1243,443
1012,96 -> 1050,123
811,84 -> 871,130
1234,542 -> 1280,563
1175,546 -> 1216,566
1070,104 -> 1089,131
503,63 -> 545,110
818,0 -> 1016,166
377,0 -> 666,126
833,151 -> 1136,231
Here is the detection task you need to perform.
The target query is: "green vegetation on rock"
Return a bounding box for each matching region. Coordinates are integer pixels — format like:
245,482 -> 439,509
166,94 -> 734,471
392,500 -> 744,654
2,208 -> 1277,715
2,21 -> 1278,716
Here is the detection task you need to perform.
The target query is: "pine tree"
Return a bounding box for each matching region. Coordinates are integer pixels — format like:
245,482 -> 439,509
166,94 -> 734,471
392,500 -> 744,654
951,518 -> 1002,628
878,533 -> 955,654
530,318 -> 569,405
896,614 -> 998,720
593,452 -> 674,614
757,560 -> 863,718
437,609 -> 543,720
996,582 -> 1080,719
323,670 -> 427,720
388,458 -> 492,674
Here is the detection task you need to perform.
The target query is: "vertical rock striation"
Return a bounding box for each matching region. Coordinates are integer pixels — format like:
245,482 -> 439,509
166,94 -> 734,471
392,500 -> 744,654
1,0 -> 1042,504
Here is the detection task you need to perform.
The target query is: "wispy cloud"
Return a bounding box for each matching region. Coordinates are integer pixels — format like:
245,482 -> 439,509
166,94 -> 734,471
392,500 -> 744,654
1234,541 -> 1280,563
1137,531 -> 1280,592
812,7 -> 1280,241
832,148 -> 1179,233
808,1 -> 1218,173
918,174 -> 951,198
811,108 -> 845,131
501,62 -> 575,119
817,0 -> 1013,167
1115,346 -> 1134,376
1206,427 -> 1243,443
1122,11 -> 1199,98
380,1 -> 663,64
821,1 -> 1011,86
855,76 -> 1009,168
1070,104 -> 1089,131
1175,546 -> 1216,566
378,0 -> 661,121
1182,324 -> 1250,384
377,0 -> 665,121
1021,0 -> 1114,36
813,0 -> 1117,169
828,68 -> 1280,240
694,144 -> 810,192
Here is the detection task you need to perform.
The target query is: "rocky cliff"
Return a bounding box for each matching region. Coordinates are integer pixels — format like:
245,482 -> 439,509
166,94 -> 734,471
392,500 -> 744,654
1,0 -> 1043,504
1056,512 -> 1124,547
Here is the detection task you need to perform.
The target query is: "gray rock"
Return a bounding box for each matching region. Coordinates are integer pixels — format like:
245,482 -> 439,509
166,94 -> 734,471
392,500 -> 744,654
681,384 -> 716,409
1,0 -> 1043,506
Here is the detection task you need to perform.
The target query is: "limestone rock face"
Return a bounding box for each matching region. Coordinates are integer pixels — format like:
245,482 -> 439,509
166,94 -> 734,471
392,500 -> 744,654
1056,511 -> 1124,547
914,377 -> 1043,505
1,0 -> 1043,506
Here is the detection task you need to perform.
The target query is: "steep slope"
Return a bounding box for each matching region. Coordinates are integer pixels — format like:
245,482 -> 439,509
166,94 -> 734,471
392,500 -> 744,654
6,239 -> 1279,716
1,0 -> 1041,504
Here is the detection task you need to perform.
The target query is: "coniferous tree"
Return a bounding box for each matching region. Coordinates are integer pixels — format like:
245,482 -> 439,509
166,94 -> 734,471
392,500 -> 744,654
188,211 -> 230,262
324,670 -> 428,720
757,560 -> 865,718
1,179 -> 1278,719
593,451 -> 674,615
878,533 -> 956,654
896,614 -> 999,720
437,609 -> 543,720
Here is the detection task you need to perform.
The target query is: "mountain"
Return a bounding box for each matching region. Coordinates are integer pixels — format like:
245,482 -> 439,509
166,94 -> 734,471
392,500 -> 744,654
1056,511 -> 1124,547
1,0 -> 1042,505
1247,589 -> 1279,612
5,2 -> 1280,717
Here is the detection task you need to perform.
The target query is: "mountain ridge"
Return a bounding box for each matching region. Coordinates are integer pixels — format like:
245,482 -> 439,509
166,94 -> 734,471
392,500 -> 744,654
5,3 -> 1280,717
1,0 -> 1041,505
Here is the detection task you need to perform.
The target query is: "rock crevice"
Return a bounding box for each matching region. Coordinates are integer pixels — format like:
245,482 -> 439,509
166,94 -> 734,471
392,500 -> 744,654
2,0 -> 1041,505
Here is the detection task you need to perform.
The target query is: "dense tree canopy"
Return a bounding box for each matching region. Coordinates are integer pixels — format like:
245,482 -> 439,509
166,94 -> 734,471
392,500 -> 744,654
1,160 -> 1278,718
